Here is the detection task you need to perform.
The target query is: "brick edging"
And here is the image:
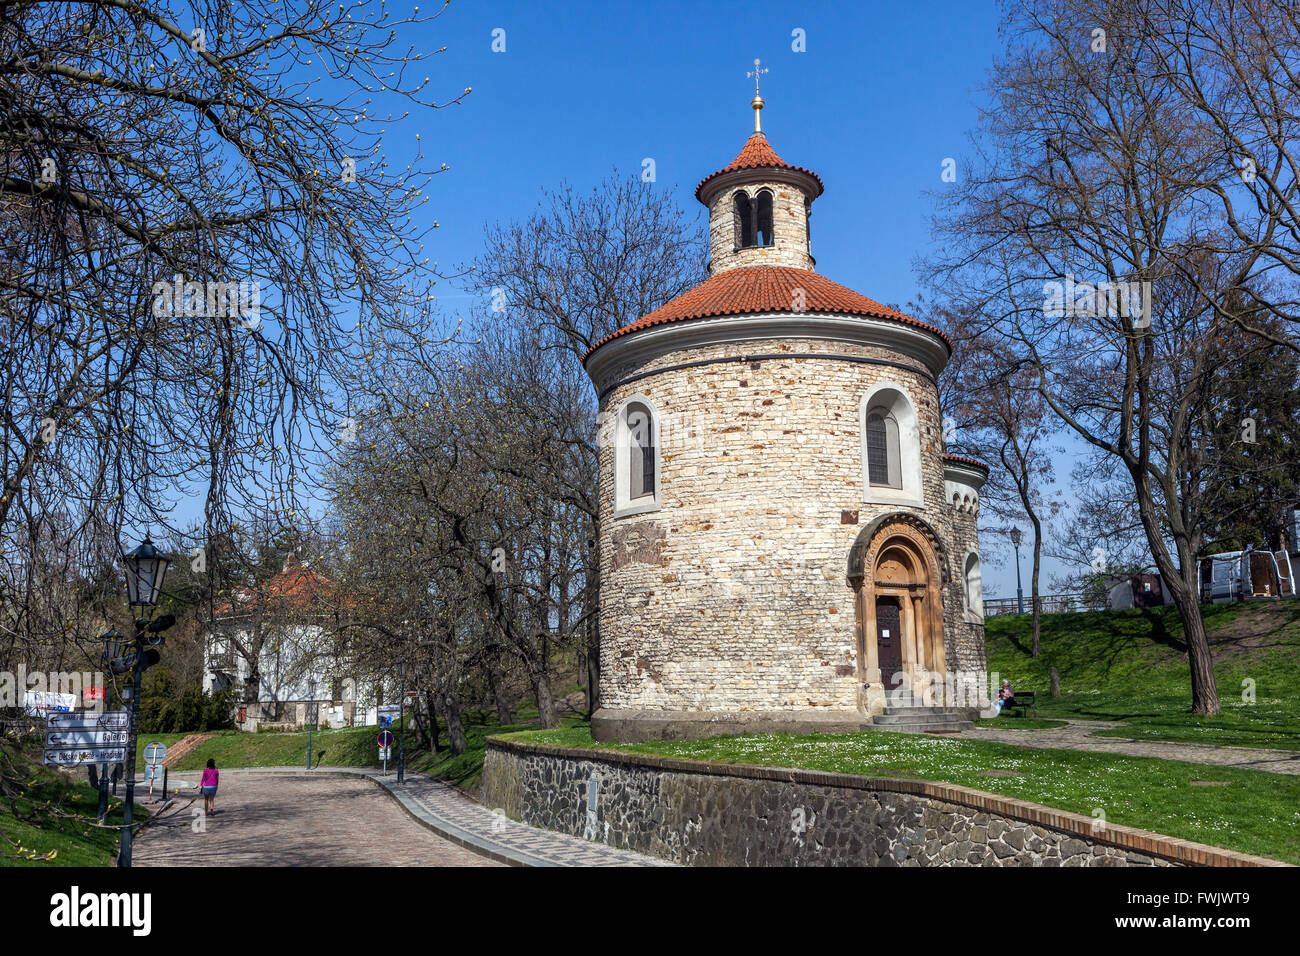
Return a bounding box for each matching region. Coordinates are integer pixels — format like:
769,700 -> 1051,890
486,737 -> 1288,868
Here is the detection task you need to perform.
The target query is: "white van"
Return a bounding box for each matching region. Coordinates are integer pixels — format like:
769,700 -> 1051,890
1199,549 -> 1295,602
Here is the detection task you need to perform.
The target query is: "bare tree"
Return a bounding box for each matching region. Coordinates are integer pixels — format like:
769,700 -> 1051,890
927,0 -> 1300,713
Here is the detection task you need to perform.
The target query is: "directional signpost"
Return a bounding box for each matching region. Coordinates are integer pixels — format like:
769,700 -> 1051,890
144,741 -> 167,801
42,711 -> 131,768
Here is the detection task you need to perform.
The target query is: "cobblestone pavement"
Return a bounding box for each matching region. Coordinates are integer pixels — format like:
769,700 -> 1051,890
958,719 -> 1300,775
133,772 -> 503,866
134,767 -> 670,866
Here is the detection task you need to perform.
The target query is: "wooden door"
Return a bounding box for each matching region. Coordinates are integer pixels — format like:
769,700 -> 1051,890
875,596 -> 903,689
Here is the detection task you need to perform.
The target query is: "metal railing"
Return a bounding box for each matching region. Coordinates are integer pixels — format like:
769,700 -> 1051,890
982,593 -> 1090,617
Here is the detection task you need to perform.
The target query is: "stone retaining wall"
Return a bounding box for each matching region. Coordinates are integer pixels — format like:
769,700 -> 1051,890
482,738 -> 1283,867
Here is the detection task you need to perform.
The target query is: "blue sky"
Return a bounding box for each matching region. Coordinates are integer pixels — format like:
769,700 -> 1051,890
396,0 -> 1072,597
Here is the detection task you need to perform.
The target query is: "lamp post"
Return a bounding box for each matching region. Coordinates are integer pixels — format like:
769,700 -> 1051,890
396,659 -> 406,784
306,678 -> 317,770
96,629 -> 121,824
1010,527 -> 1024,614
118,535 -> 171,868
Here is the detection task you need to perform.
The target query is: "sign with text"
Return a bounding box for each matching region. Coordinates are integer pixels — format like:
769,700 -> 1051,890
46,710 -> 129,731
82,686 -> 107,702
43,747 -> 127,768
25,691 -> 76,715
46,729 -> 129,749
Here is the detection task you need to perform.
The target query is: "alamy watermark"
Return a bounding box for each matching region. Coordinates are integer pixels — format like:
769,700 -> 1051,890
150,274 -> 262,328
1043,273 -> 1151,327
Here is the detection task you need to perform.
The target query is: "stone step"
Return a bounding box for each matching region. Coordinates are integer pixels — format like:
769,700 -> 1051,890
871,708 -> 973,733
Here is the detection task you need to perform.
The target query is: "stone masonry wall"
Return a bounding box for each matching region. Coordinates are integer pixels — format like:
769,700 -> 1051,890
481,740 -> 1279,867
708,183 -> 812,273
596,335 -> 966,715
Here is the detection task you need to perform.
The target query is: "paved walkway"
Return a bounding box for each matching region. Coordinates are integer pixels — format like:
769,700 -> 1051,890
958,719 -> 1300,775
136,767 -> 669,867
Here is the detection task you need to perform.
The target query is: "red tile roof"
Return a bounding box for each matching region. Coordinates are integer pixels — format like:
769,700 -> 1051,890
695,133 -> 825,201
583,266 -> 952,362
943,453 -> 991,472
214,555 -> 335,617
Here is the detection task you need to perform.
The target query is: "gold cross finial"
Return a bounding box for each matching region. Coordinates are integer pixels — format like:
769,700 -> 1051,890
747,58 -> 768,134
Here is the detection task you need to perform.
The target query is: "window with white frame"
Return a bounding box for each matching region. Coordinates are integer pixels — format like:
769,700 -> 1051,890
964,552 -> 984,623
860,386 -> 922,506
615,397 -> 661,517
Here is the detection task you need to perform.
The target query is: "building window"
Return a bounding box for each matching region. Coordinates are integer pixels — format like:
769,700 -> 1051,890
860,386 -> 923,506
864,409 -> 902,488
964,552 -> 984,623
756,189 -> 774,246
615,396 -> 661,517
733,192 -> 754,248
733,189 -> 774,249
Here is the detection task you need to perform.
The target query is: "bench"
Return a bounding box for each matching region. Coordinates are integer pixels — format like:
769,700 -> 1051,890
1002,691 -> 1037,716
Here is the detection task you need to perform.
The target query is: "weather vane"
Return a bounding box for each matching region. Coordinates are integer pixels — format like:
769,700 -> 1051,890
747,58 -> 769,133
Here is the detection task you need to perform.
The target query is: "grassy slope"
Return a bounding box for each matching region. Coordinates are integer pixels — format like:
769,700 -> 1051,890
150,707 -> 591,793
502,725 -> 1300,864
0,741 -> 141,867
983,601 -> 1300,749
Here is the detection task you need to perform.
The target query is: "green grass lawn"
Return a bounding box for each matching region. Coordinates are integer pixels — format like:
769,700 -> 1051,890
501,725 -> 1300,864
0,741 -> 142,867
148,707 -> 590,793
984,601 -> 1300,749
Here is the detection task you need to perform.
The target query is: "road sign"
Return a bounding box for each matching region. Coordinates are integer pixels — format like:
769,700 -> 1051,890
46,710 -> 129,730
377,730 -> 394,748
144,741 -> 168,766
379,746 -> 391,761
45,729 -> 129,749
44,747 -> 127,768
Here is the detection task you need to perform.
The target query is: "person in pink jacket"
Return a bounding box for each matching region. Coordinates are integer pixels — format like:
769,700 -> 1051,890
200,759 -> 219,816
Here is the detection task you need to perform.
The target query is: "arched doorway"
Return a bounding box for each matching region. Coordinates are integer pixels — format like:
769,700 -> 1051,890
848,515 -> 949,713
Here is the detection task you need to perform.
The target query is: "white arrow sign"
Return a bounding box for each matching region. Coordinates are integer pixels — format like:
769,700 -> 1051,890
43,747 -> 127,768
46,729 -> 130,749
45,710 -> 129,730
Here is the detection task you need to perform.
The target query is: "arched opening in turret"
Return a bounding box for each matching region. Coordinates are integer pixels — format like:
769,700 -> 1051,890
733,192 -> 754,248
756,189 -> 774,246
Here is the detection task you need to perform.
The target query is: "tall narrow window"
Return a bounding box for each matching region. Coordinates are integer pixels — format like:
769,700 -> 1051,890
756,189 -> 774,246
865,409 -> 901,488
615,397 -> 661,517
627,402 -> 654,500
733,192 -> 755,248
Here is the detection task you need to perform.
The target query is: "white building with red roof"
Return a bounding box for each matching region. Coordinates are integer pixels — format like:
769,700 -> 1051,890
585,84 -> 989,741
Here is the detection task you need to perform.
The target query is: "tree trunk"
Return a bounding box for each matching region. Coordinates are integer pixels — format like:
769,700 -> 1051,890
423,690 -> 441,754
443,689 -> 468,755
1132,466 -> 1220,714
530,659 -> 559,729
1031,515 -> 1043,658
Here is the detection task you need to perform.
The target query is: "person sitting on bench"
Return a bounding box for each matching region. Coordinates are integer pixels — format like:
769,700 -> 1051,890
994,679 -> 1013,715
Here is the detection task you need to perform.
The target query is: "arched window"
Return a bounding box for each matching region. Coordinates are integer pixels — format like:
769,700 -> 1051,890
756,189 -> 774,246
615,396 -> 661,517
860,386 -> 923,506
964,552 -> 984,623
864,409 -> 902,489
733,192 -> 755,248
626,402 -> 655,500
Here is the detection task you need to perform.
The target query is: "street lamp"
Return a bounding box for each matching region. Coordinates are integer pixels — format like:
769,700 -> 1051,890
1010,527 -> 1024,614
118,536 -> 171,868
396,659 -> 407,784
306,678 -> 317,770
96,628 -> 122,823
